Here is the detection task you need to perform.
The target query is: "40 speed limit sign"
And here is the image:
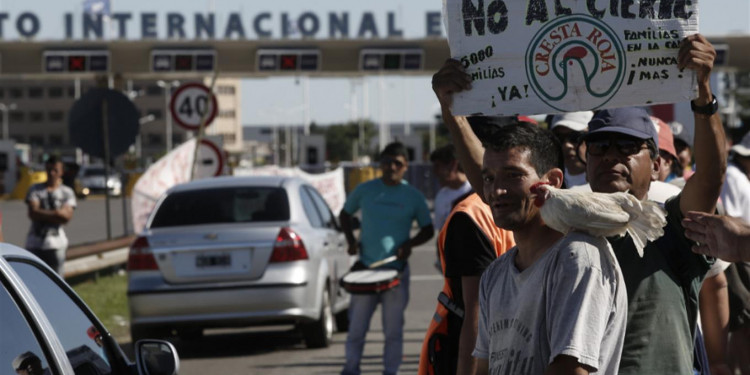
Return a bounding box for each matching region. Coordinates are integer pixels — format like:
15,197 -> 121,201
169,83 -> 218,130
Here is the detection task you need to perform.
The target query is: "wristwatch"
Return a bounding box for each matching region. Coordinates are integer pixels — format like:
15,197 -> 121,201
690,95 -> 718,116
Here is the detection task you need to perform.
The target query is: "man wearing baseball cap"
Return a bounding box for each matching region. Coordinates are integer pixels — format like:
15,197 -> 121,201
652,116 -> 685,183
549,111 -> 593,188
580,38 -> 727,373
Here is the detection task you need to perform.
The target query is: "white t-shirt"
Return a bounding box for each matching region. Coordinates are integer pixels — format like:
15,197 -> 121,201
433,180 -> 472,231
721,162 -> 750,222
25,183 -> 77,250
474,232 -> 627,374
564,169 -> 587,188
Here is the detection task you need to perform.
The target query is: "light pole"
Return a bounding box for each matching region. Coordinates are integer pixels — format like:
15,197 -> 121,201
156,80 -> 180,153
0,103 -> 17,140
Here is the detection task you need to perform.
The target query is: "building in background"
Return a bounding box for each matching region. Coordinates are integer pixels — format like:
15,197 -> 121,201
0,78 -> 242,166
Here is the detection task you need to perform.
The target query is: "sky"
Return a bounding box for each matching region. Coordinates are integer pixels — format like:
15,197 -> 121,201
0,0 -> 748,127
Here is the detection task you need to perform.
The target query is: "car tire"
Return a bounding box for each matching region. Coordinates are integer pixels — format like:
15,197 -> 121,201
335,309 -> 349,332
301,288 -> 334,348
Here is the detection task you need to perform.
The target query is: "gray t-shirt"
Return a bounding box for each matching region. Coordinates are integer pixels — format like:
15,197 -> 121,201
474,232 -> 627,374
25,183 -> 77,250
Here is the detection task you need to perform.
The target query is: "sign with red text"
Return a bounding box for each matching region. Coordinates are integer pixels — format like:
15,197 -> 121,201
443,0 -> 699,116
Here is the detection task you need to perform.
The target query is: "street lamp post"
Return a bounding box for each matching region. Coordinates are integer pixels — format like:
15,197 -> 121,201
0,103 -> 18,140
157,80 -> 180,153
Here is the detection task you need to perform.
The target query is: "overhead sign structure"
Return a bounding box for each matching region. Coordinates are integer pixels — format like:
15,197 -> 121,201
43,50 -> 109,73
360,48 -> 423,71
443,0 -> 700,116
195,138 -> 225,178
257,49 -> 320,72
169,82 -> 218,131
151,49 -> 216,72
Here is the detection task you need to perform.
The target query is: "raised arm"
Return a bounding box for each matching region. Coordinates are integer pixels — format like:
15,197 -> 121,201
432,60 -> 486,197
678,34 -> 727,215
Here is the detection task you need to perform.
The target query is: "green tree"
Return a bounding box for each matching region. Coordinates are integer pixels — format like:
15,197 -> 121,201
312,120 -> 377,162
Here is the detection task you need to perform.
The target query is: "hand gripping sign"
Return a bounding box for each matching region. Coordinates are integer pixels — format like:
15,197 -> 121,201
443,0 -> 699,116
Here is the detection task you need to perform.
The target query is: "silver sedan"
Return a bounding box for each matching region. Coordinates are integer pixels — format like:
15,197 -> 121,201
127,175 -> 352,348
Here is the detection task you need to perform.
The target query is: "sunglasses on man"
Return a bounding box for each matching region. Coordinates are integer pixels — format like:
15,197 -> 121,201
585,137 -> 652,157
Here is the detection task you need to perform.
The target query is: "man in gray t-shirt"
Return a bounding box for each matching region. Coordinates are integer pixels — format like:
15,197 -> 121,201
474,233 -> 626,374
25,156 -> 76,275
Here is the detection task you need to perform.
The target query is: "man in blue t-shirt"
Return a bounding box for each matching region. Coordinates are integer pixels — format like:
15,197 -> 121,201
339,142 -> 434,375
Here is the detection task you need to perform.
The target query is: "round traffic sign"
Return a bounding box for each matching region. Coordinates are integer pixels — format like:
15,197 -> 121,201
195,139 -> 225,178
69,88 -> 140,158
169,83 -> 218,131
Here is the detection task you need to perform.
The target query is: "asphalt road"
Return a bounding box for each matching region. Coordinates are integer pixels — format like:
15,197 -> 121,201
0,195 -> 133,247
2,195 -> 445,374
166,242 -> 443,375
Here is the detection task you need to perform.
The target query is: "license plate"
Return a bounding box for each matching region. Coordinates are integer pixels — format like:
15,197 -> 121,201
195,253 -> 231,268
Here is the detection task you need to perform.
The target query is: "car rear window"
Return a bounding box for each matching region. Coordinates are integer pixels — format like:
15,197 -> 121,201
150,186 -> 290,228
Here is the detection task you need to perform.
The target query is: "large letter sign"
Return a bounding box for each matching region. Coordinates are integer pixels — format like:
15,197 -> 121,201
443,0 -> 699,116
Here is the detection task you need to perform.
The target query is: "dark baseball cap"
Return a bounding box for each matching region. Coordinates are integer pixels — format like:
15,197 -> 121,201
585,107 -> 659,149
467,115 -> 538,142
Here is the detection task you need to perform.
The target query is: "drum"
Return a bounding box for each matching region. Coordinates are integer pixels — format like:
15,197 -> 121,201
340,269 -> 401,294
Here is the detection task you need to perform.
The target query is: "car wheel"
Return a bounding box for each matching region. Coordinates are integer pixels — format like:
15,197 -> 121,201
301,288 -> 334,348
335,309 -> 349,332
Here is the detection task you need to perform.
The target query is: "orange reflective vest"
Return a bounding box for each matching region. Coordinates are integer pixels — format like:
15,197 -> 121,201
418,193 -> 515,375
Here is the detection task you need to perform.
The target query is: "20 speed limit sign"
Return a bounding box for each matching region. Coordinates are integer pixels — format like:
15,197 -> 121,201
169,83 -> 218,131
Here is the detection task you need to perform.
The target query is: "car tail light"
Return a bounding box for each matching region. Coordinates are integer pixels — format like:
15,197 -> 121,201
270,227 -> 309,262
127,236 -> 159,271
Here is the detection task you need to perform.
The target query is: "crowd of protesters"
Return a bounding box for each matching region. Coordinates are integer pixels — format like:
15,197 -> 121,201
341,33 -> 750,375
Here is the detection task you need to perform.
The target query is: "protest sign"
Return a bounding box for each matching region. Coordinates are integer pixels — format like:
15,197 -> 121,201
443,0 -> 699,116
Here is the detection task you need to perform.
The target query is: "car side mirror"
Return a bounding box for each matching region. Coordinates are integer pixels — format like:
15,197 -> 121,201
135,340 -> 179,375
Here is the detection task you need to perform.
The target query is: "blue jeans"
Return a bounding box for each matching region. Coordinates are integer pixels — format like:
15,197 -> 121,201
342,265 -> 410,375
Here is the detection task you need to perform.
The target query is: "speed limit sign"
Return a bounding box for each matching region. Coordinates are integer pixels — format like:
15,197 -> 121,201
169,83 -> 218,131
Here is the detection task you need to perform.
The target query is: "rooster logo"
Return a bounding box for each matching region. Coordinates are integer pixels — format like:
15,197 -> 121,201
526,15 -> 625,112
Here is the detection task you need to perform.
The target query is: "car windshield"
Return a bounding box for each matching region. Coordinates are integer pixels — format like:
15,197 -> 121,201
150,186 -> 290,228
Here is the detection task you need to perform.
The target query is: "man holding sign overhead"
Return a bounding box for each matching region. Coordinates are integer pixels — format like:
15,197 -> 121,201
434,0 -> 727,374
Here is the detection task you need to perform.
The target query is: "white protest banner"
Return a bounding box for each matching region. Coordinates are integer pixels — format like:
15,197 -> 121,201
443,0 -> 699,116
234,166 -> 346,214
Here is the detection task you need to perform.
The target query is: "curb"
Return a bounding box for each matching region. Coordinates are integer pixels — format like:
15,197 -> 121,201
64,235 -> 136,279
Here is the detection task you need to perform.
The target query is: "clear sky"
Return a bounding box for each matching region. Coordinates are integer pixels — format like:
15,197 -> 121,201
1,0 -> 748,126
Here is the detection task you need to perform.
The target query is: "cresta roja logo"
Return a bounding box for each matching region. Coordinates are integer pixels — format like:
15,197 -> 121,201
525,15 -> 626,112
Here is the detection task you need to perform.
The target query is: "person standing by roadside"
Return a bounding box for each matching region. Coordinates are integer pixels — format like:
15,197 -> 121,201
549,111 -> 593,188
431,145 -> 472,232
418,190 -> 515,375
25,155 -> 76,275
339,142 -> 434,375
